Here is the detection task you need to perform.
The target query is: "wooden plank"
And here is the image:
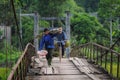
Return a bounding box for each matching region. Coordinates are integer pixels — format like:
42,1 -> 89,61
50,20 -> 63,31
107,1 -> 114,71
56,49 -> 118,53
27,75 -> 91,80
40,67 -> 60,75
27,57 -> 111,80
46,67 -> 53,74
71,57 -> 101,80
60,69 -> 80,75
40,67 -> 47,74
52,67 -> 60,74
94,74 -> 112,80
86,73 -> 101,80
74,57 -> 102,74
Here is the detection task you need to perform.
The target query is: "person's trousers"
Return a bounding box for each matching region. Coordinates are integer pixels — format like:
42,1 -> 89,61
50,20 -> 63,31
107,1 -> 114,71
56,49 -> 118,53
61,44 -> 65,57
46,48 -> 53,66
58,43 -> 65,57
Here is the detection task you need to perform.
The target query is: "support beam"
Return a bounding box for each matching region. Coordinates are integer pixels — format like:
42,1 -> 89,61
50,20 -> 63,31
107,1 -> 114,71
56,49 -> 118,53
110,20 -> 112,47
41,17 -> 65,20
65,11 -> 70,40
20,12 -> 39,51
65,11 -> 71,58
34,12 -> 39,51
19,9 -> 22,39
20,13 -> 34,16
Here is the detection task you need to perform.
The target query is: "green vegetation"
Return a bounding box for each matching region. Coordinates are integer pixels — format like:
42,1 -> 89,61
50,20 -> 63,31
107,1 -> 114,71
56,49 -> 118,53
0,52 -> 21,64
71,12 -> 103,44
75,0 -> 100,12
0,0 -> 120,79
0,41 -> 21,79
102,63 -> 119,78
1,0 -> 120,48
0,42 -> 21,64
0,68 -> 10,80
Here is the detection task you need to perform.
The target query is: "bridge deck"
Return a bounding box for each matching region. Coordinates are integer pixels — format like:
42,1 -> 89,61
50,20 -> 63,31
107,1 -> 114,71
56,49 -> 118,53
26,57 -> 111,80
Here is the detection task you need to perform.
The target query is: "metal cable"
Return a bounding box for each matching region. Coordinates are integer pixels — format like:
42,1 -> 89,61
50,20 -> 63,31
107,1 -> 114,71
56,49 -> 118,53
9,0 -> 12,69
10,0 -> 23,50
4,1 -> 8,79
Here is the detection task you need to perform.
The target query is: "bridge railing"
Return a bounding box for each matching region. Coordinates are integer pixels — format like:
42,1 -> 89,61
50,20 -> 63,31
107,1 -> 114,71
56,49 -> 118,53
7,43 -> 35,80
79,43 -> 120,80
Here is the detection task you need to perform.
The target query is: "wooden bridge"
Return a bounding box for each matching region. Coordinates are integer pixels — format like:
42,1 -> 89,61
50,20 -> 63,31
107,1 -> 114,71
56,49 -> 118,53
1,0 -> 120,80
26,57 -> 111,80
7,43 -> 120,80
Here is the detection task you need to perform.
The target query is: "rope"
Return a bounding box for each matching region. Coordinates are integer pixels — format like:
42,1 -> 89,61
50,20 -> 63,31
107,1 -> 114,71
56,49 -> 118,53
5,26 -> 8,80
9,0 -> 12,69
3,1 -> 8,79
10,0 -> 23,50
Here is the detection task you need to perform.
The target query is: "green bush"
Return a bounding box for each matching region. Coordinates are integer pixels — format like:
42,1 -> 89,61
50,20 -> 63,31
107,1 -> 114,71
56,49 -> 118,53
0,53 -> 4,60
0,44 -> 21,64
0,68 -> 10,80
0,53 -> 5,63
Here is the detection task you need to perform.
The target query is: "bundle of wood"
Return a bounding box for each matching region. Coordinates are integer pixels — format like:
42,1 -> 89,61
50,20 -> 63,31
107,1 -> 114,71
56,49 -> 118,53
30,50 -> 48,68
37,50 -> 48,58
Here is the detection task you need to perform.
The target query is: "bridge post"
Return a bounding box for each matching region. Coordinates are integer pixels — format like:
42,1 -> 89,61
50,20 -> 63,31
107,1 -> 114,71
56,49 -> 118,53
19,9 -> 22,39
110,19 -> 112,47
34,12 -> 39,51
65,11 -> 71,58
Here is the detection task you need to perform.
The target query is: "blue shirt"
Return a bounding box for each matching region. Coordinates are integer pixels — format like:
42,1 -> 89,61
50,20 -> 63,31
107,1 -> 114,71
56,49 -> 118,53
56,31 -> 67,45
39,34 -> 55,50
56,31 -> 67,41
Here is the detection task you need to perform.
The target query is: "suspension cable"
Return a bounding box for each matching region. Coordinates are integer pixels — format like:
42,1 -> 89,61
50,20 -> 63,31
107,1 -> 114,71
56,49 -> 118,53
10,0 -> 23,50
5,26 -> 8,80
9,0 -> 12,69
4,1 -> 8,79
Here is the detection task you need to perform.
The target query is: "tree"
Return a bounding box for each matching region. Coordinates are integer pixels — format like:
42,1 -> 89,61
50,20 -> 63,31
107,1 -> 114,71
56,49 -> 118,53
75,0 -> 100,12
98,0 -> 120,20
71,12 -> 106,44
21,17 -> 34,46
0,0 -> 14,26
36,0 -> 83,17
98,0 -> 120,46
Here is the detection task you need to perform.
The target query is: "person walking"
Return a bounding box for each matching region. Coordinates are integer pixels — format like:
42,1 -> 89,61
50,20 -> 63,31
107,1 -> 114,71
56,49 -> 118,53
39,28 -> 56,66
56,27 -> 67,57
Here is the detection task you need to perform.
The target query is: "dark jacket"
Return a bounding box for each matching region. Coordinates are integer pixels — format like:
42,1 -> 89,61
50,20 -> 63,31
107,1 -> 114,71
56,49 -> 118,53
39,34 -> 55,50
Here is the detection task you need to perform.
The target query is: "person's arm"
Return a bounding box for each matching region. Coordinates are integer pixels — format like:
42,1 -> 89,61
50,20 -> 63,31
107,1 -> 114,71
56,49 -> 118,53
49,33 -> 58,38
39,36 -> 44,50
63,31 -> 67,40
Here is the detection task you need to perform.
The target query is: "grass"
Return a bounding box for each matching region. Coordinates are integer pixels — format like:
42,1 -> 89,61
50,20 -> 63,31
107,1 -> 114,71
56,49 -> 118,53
101,62 -> 120,78
0,52 -> 21,64
0,68 -> 10,80
0,51 -> 21,80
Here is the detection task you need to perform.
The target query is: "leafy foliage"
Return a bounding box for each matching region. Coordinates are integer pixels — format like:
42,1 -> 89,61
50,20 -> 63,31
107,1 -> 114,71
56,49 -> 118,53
0,68 -> 10,80
75,0 -> 100,12
0,0 -> 14,26
21,17 -> 34,46
98,0 -> 120,47
0,0 -> 120,51
36,0 -> 83,17
71,12 -> 105,44
98,0 -> 120,19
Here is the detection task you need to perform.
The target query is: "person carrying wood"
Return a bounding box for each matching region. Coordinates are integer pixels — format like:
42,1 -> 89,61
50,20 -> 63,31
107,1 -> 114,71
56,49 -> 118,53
39,28 -> 56,66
